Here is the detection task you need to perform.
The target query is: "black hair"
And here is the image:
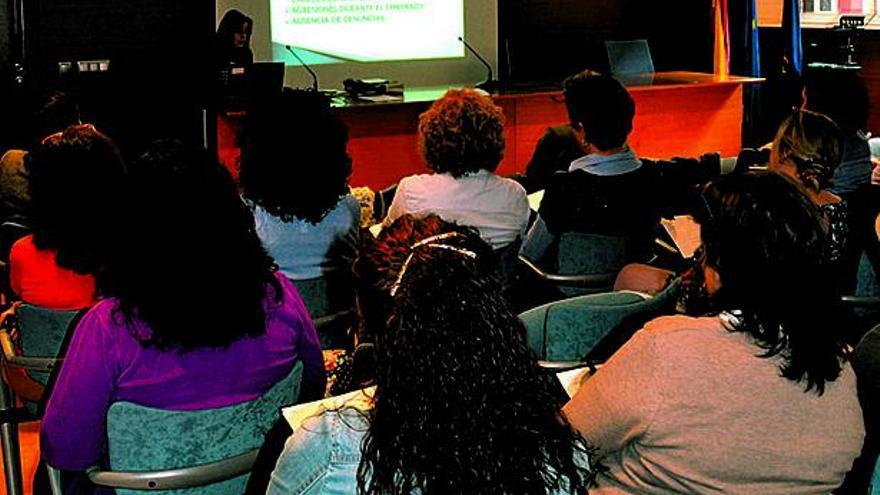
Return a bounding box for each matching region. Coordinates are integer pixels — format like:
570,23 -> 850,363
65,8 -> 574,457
216,9 -> 253,50
355,214 -> 594,494
239,88 -> 352,225
804,68 -> 869,135
103,140 -> 281,352
26,124 -> 126,276
563,71 -> 635,151
32,91 -> 81,144
696,171 -> 848,394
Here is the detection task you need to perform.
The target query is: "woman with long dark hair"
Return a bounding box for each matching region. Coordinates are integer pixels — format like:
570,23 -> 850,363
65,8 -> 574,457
215,9 -> 254,67
564,172 -> 864,494
40,141 -> 325,474
267,215 -> 594,494
9,124 -> 124,309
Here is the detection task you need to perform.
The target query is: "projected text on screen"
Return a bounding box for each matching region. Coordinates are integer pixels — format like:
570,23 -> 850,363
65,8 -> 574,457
270,0 -> 465,64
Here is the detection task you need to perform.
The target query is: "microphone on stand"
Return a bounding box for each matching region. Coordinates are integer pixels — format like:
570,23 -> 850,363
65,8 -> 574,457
285,45 -> 319,92
458,36 -> 498,93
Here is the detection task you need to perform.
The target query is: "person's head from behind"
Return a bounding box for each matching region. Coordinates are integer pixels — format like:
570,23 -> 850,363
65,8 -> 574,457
355,214 -> 592,494
26,124 -> 125,275
32,91 -> 81,144
563,70 -> 635,153
418,88 -> 506,178
695,172 -> 846,394
104,140 -> 279,352
240,88 -> 352,225
217,9 -> 253,50
770,109 -> 844,193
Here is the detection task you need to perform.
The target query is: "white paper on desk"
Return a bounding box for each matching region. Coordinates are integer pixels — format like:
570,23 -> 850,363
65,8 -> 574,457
357,94 -> 403,103
528,190 -> 545,212
557,367 -> 593,398
282,387 -> 377,431
660,215 -> 702,259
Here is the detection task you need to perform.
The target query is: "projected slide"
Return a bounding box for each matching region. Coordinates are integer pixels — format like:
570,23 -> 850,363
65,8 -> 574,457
270,0 -> 464,65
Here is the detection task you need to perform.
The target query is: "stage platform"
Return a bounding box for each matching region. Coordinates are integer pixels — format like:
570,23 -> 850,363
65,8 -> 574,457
218,71 -> 762,190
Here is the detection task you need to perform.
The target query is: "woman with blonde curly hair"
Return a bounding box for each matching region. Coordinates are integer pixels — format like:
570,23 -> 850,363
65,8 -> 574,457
382,89 -> 529,250
769,109 -> 846,264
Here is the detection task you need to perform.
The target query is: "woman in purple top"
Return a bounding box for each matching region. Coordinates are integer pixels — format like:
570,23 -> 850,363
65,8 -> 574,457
40,141 -> 325,473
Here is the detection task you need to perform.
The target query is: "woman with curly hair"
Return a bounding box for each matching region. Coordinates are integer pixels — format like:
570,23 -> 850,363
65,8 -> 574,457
564,172 -> 864,494
267,214 -> 594,494
240,88 -> 360,288
382,89 -> 529,250
769,109 -> 846,263
41,141 -> 325,477
9,124 -> 125,310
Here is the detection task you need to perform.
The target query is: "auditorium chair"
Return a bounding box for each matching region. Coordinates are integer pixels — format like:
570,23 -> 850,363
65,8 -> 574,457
48,361 -> 304,495
519,232 -> 631,298
519,278 -> 680,363
871,456 -> 879,495
0,303 -> 83,495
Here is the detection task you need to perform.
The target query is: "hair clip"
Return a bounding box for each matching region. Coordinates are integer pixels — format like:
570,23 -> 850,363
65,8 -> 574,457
389,232 -> 477,297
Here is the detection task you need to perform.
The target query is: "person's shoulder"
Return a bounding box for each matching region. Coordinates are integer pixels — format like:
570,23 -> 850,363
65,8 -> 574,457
0,149 -> 26,168
640,315 -> 726,343
10,233 -> 37,260
490,173 -> 528,196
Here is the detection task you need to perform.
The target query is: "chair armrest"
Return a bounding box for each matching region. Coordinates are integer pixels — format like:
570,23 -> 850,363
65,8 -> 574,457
518,255 -> 617,287
538,360 -> 589,372
86,449 -> 258,490
841,295 -> 880,309
0,329 -> 60,372
312,309 -> 355,329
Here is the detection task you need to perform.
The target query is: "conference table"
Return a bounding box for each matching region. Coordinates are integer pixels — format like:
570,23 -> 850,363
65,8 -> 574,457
218,71 -> 762,190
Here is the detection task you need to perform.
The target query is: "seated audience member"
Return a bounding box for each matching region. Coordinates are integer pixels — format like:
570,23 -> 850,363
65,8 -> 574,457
803,68 -> 872,197
521,71 -> 718,265
838,327 -> 880,493
239,88 -> 360,285
40,142 -> 325,477
0,91 -> 81,229
266,214 -> 593,494
564,172 -> 864,494
9,124 -> 124,310
769,109 -> 847,264
383,89 -> 530,250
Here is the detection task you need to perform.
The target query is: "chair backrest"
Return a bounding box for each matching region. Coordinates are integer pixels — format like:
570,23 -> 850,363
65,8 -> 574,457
520,280 -> 679,361
605,39 -> 655,76
292,276 -> 355,349
105,361 -> 303,495
492,238 -> 522,291
17,304 -> 81,385
855,251 -> 880,299
557,233 -> 629,297
871,454 -> 880,495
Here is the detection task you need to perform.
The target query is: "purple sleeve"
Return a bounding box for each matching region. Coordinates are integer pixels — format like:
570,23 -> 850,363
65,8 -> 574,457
280,276 -> 326,401
41,303 -> 121,470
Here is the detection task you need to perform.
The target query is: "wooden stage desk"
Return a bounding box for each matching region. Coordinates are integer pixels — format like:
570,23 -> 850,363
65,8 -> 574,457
218,71 -> 762,190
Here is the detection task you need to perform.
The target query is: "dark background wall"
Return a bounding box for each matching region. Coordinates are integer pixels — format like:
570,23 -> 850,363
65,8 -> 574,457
1,0 -> 215,154
500,0 -> 714,83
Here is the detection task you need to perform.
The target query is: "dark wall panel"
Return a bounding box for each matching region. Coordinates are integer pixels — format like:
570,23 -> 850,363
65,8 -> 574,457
21,0 -> 215,155
500,0 -> 714,83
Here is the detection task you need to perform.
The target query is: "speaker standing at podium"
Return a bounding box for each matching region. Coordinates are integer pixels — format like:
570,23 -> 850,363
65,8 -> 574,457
215,9 -> 254,68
